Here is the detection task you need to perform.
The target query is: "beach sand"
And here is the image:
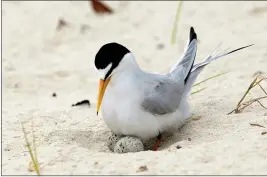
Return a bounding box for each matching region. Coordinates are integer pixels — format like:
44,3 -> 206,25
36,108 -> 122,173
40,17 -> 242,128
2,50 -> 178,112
2,1 -> 267,175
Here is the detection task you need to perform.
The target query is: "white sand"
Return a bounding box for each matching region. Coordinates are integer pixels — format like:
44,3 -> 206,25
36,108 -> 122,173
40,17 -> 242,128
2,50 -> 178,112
2,1 -> 267,175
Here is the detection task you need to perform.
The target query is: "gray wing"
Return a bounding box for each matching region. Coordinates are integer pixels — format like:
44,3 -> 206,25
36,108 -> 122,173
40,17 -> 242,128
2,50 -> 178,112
141,78 -> 184,116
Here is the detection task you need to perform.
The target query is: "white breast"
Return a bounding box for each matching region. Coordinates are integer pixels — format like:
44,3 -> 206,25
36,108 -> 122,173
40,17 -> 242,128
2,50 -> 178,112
100,71 -> 190,140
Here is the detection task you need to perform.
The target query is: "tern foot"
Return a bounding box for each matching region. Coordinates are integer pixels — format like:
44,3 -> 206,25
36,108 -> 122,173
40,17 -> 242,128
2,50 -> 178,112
114,136 -> 144,153
152,133 -> 162,151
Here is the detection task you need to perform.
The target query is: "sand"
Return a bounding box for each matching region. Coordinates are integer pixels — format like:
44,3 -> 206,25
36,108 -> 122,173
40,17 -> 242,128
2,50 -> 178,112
2,1 -> 267,175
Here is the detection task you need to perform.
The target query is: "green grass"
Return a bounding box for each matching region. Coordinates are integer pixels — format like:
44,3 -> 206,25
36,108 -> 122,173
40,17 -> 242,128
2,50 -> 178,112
21,122 -> 40,175
171,1 -> 184,45
191,72 -> 228,95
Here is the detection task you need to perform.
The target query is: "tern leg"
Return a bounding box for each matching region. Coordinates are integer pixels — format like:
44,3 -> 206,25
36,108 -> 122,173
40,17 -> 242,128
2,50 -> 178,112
153,133 -> 162,151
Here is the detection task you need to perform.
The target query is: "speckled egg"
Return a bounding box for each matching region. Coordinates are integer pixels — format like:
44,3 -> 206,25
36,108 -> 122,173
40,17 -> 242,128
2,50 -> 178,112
107,132 -> 124,152
114,136 -> 144,153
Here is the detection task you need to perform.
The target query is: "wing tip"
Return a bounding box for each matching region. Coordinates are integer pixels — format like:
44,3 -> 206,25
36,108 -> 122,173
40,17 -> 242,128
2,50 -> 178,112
189,27 -> 197,43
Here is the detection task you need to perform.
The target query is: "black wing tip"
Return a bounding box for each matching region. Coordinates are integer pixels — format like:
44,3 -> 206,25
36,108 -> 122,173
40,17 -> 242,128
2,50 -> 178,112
189,27 -> 197,43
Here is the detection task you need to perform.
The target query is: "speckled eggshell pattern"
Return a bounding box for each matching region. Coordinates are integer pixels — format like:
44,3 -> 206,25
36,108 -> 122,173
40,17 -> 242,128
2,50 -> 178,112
107,132 -> 124,152
114,136 -> 144,153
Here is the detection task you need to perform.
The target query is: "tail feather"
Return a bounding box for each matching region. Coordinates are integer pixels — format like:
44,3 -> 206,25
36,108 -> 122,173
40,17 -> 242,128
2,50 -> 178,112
192,44 -> 254,72
169,26 -> 254,97
169,27 -> 198,83
184,27 -> 197,83
183,44 -> 254,97
183,66 -> 204,97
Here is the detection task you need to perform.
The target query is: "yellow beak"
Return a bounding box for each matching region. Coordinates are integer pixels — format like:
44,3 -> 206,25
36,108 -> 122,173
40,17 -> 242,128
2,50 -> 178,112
96,77 -> 111,115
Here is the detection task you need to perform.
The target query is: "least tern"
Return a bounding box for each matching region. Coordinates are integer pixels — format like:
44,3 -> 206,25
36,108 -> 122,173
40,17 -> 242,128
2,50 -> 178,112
94,27 -> 252,150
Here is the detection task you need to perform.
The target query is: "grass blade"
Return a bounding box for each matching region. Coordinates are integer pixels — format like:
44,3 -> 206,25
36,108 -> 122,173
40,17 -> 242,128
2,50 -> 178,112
191,87 -> 206,95
171,1 -> 183,45
31,121 -> 40,174
21,123 -> 40,175
228,75 -> 267,114
193,72 -> 228,87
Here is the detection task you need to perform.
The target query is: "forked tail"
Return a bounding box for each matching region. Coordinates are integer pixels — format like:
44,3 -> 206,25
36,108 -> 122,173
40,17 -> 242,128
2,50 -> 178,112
169,26 -> 253,97
183,43 -> 254,97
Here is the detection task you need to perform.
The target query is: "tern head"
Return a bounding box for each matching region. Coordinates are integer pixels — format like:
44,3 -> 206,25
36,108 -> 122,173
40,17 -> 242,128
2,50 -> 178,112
94,42 -> 131,80
94,42 -> 133,115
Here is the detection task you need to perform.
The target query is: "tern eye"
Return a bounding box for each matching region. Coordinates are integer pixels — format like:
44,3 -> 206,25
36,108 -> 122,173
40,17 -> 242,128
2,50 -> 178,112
98,63 -> 112,80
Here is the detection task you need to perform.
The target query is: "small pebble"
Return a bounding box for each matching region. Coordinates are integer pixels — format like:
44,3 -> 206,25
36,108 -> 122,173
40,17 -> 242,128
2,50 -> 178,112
14,82 -> 20,88
176,145 -> 182,149
188,138 -> 191,141
56,18 -> 69,31
249,6 -> 267,15
137,165 -> 148,172
114,136 -> 144,153
52,93 -> 57,97
156,43 -> 165,50
4,148 -> 10,151
80,24 -> 90,34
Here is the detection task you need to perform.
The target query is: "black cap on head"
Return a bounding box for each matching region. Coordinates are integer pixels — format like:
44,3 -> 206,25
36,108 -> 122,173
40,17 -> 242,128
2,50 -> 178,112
95,42 -> 130,80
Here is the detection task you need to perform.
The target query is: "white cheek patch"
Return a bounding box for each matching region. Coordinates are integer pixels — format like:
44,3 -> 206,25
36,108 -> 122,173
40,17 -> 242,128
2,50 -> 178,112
98,63 -> 112,80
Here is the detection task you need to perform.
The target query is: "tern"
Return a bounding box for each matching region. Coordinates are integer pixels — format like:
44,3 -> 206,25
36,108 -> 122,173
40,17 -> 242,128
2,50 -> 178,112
94,27 -> 252,151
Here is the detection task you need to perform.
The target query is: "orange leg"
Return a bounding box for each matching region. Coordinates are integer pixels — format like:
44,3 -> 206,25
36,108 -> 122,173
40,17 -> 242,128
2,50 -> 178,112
153,134 -> 162,151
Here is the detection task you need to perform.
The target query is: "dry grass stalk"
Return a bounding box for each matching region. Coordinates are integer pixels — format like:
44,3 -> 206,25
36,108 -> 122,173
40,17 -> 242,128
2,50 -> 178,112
228,75 -> 267,115
21,122 -> 40,175
249,123 -> 265,128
